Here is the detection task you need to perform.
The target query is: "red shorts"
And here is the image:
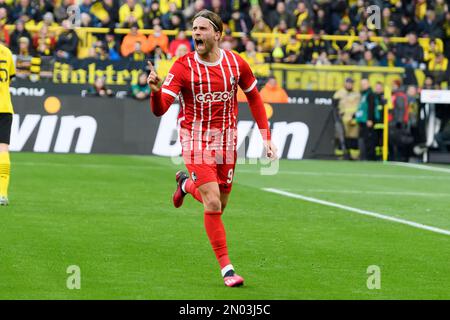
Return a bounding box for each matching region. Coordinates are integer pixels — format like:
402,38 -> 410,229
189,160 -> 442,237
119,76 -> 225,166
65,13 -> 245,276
183,149 -> 237,194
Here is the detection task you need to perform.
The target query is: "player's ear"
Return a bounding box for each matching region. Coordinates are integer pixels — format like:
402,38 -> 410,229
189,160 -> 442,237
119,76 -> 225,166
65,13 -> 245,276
215,31 -> 221,41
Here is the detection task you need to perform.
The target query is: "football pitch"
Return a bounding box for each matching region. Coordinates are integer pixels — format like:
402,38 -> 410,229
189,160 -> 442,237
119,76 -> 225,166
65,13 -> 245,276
1,152 -> 449,299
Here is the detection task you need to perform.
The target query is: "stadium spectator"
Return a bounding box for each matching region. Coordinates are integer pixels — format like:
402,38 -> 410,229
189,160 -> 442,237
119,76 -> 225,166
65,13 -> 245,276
389,79 -> 413,162
149,45 -> 168,65
266,1 -> 296,29
10,20 -> 32,55
332,19 -> 355,54
423,75 -> 437,90
88,39 -> 109,60
373,81 -> 386,154
54,0 -> 72,23
14,36 -> 35,79
55,19 -> 79,59
120,23 -> 149,57
350,29 -> 378,62
147,24 -> 169,54
130,41 -> 147,61
398,14 -> 418,37
12,0 -> 41,27
303,32 -> 328,63
103,29 -> 121,61
159,0 -> 182,15
406,85 -> 420,144
333,77 -> 361,160
428,52 -> 449,87
90,0 -> 119,28
87,76 -> 114,97
294,1 -> 310,29
36,12 -> 58,29
208,0 -> 230,25
355,78 -> 377,161
283,35 -> 301,63
130,72 -> 151,100
240,40 -> 265,66
144,0 -> 162,29
32,24 -> 56,57
435,120 -> 450,153
119,0 -> 144,28
334,50 -> 355,66
168,30 -> 191,58
397,32 -> 424,69
162,1 -> 185,30
228,9 -> 252,33
418,9 -> 444,39
182,0 -> 204,24
259,75 -> 289,103
380,50 -> 403,67
251,19 -> 272,52
358,50 -> 379,67
310,51 -> 331,66
0,9 -> 10,46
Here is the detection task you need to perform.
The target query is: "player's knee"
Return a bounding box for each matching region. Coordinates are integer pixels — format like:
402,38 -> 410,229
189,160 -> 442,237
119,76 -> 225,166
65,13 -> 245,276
0,144 -> 9,153
204,197 -> 222,212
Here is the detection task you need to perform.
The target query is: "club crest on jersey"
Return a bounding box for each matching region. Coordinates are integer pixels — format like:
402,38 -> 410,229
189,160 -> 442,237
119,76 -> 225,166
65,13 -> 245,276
230,75 -> 235,86
164,73 -> 174,86
195,90 -> 234,103
191,172 -> 197,182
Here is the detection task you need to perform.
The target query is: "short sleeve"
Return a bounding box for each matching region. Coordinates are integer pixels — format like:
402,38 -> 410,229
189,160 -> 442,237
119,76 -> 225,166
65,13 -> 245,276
160,58 -> 185,99
236,54 -> 257,93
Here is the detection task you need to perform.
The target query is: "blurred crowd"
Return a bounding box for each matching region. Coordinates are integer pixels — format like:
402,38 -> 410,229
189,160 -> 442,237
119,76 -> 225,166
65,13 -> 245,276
1,0 -> 449,87
333,75 -> 450,161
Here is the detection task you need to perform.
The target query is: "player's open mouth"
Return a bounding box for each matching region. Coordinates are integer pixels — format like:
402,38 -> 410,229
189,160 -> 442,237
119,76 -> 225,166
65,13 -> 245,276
195,39 -> 205,49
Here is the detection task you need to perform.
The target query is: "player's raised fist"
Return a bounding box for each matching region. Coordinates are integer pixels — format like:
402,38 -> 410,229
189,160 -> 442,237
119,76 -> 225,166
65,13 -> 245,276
147,60 -> 161,91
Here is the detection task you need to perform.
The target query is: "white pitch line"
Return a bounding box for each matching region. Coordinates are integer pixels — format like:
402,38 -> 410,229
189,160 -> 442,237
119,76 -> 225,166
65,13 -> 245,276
283,188 -> 449,197
238,169 -> 450,180
263,188 -> 450,237
390,162 -> 450,174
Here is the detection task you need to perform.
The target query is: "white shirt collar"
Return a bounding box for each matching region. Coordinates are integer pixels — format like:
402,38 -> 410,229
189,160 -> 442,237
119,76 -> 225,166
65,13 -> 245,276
194,49 -> 223,67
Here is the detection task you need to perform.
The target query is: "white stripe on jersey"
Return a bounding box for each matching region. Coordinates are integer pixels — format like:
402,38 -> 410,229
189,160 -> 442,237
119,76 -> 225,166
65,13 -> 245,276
230,51 -> 240,80
223,51 -> 234,150
204,65 -> 212,150
243,79 -> 257,93
161,88 -> 178,98
187,57 -> 196,151
195,60 -> 204,150
219,58 -> 228,149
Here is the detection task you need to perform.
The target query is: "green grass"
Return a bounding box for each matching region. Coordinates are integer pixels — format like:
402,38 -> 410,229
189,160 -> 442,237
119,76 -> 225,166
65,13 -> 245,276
0,152 -> 449,299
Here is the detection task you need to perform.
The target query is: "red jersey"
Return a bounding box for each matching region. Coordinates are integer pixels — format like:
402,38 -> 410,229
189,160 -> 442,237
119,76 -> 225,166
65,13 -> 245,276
159,49 -> 258,152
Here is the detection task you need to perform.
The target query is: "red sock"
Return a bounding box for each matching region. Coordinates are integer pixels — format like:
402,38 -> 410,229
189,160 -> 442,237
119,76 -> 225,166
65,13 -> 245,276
204,211 -> 231,269
184,179 -> 203,203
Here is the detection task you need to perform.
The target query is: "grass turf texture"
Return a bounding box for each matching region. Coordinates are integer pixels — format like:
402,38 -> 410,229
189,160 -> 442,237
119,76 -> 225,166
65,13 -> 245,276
1,152 -> 449,299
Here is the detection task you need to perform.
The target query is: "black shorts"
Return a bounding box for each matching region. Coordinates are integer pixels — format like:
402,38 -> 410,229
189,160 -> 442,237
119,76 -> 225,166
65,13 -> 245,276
0,113 -> 12,144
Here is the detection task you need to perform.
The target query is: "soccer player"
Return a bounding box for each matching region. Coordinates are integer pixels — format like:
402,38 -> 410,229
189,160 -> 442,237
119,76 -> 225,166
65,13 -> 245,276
147,10 -> 277,287
0,43 -> 15,206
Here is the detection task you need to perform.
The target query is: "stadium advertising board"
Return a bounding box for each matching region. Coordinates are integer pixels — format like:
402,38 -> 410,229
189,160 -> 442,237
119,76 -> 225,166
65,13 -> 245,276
271,64 -> 405,91
28,58 -> 406,91
10,96 -> 334,159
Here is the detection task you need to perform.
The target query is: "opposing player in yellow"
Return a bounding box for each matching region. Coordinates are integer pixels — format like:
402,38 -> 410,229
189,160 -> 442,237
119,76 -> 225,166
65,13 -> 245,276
0,43 -> 16,206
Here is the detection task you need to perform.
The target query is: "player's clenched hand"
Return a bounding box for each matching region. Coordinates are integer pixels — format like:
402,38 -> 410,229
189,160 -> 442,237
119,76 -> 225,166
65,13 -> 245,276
264,140 -> 278,161
147,60 -> 161,92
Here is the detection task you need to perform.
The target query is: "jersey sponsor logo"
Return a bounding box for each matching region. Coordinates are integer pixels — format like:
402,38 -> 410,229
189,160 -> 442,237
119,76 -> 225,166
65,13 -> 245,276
191,171 -> 197,182
164,73 -> 174,86
195,90 -> 235,103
